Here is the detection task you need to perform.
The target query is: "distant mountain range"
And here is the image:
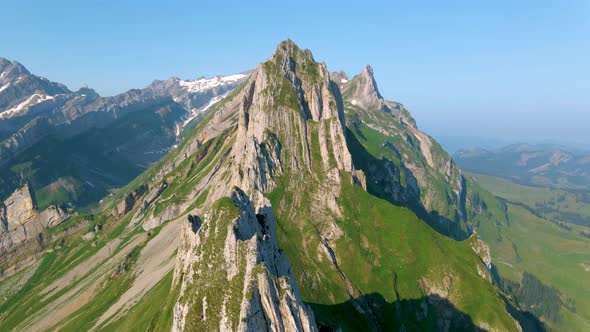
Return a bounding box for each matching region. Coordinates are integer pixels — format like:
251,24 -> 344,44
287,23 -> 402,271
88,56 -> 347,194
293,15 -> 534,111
455,143 -> 590,190
0,57 -> 247,209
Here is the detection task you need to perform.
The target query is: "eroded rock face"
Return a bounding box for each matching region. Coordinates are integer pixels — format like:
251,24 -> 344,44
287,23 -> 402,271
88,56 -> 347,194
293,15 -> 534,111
172,189 -> 316,332
134,41 -> 360,235
169,41 -> 352,331
2,184 -> 37,229
0,184 -> 69,274
167,40 -> 371,331
471,236 -> 493,282
230,41 -> 352,195
116,184 -> 148,216
341,65 -> 483,240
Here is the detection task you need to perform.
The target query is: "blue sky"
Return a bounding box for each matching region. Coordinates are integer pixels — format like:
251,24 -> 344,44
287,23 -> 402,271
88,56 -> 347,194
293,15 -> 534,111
1,0 -> 589,151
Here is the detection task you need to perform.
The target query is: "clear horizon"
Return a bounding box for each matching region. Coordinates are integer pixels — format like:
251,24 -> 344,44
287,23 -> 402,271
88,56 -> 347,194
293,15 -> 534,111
1,0 -> 588,150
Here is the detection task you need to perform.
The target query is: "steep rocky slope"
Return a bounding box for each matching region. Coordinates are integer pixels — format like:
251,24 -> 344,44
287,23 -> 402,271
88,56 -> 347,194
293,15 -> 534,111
0,41 -> 520,331
0,184 -> 70,278
339,65 -> 507,240
338,65 -> 586,330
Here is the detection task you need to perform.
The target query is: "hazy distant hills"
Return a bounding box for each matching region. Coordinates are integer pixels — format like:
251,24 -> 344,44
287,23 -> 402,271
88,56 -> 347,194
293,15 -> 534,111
455,143 -> 590,190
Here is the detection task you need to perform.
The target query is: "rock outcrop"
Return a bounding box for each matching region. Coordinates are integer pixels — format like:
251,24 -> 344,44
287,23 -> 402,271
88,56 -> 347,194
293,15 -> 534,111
170,40 -> 357,331
0,184 -> 69,275
341,65 -> 491,240
230,40 -> 352,194
471,236 -> 493,282
1,184 -> 37,228
173,189 -> 316,332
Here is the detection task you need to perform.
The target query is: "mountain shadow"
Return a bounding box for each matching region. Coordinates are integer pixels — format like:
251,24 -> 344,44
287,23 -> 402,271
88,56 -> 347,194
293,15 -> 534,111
499,293 -> 546,332
0,100 -> 184,210
309,293 -> 486,332
489,264 -> 550,332
345,127 -> 470,240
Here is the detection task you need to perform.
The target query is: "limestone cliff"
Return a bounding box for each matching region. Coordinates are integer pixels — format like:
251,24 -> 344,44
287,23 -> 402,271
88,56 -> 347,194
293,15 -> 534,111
172,189 -> 316,332
0,184 -> 69,276
169,40 -> 357,331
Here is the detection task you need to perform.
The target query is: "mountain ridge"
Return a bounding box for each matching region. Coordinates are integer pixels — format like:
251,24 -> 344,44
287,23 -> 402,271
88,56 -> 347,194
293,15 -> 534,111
0,56 -> 248,212
0,41 -> 527,331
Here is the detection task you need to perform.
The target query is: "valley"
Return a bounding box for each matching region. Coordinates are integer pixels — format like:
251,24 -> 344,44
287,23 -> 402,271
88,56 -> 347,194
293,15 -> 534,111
467,172 -> 590,330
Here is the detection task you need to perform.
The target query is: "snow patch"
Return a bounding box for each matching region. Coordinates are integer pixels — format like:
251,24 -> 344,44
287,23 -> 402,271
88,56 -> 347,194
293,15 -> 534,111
340,78 -> 349,83
0,83 -> 10,93
181,94 -> 225,128
0,94 -> 54,118
178,73 -> 246,93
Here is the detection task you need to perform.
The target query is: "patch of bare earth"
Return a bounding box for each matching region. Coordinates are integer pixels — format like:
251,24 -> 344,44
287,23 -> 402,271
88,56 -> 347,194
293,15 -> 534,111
16,234 -> 145,331
93,219 -> 181,329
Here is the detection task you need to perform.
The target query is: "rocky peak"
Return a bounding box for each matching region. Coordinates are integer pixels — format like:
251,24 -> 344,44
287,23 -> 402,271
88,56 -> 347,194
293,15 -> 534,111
272,39 -> 315,63
344,64 -> 389,112
0,56 -> 71,116
0,58 -> 31,82
75,86 -> 100,97
331,71 -> 349,85
1,184 -> 37,230
360,64 -> 382,99
229,40 -> 353,193
265,40 -> 342,122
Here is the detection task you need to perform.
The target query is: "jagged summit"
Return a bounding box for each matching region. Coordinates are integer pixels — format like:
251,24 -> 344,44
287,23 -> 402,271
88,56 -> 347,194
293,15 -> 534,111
222,39 -> 353,193
331,70 -> 349,85
341,64 -> 391,113
360,64 -> 382,98
339,65 -> 415,127
272,39 -> 315,62
0,57 -> 31,79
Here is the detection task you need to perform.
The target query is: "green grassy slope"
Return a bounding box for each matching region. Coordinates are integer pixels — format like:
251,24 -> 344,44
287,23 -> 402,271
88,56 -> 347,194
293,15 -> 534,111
264,110 -> 517,330
268,170 -> 517,331
0,213 -> 138,330
338,69 -> 590,330
471,173 -> 590,330
0,102 -> 184,211
470,172 -> 590,228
